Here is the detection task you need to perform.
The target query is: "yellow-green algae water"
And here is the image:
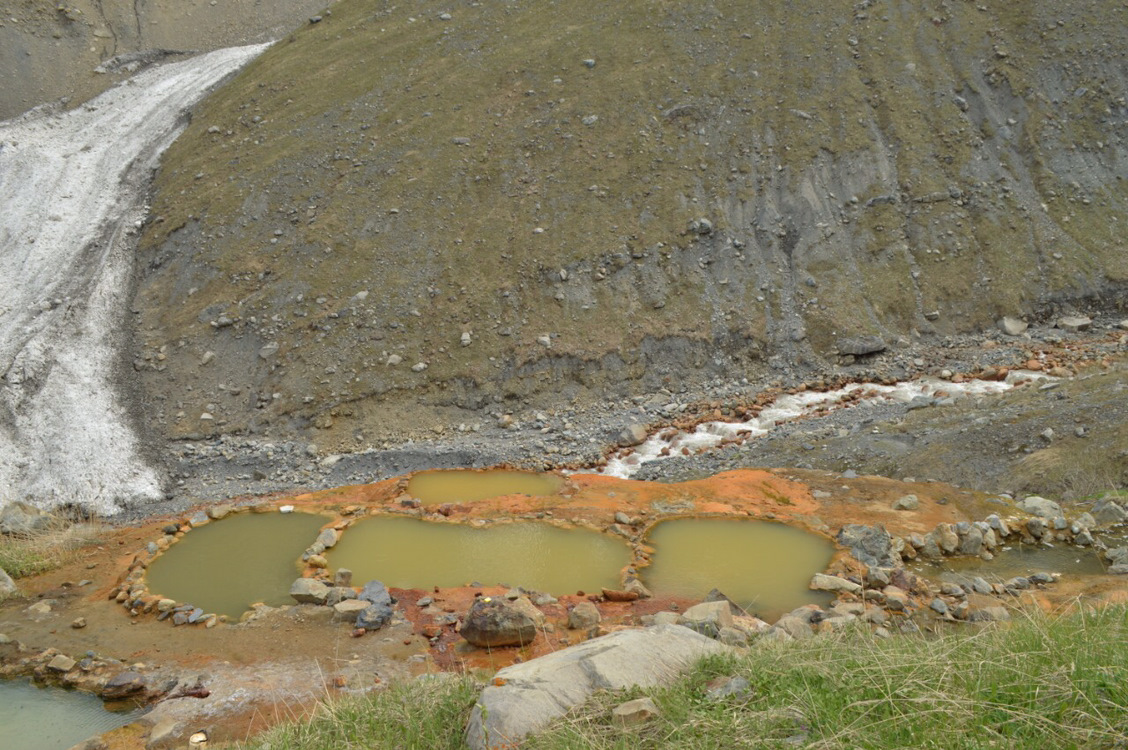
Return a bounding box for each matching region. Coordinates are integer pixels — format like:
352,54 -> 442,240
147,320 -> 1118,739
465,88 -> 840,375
405,470 -> 563,505
326,517 -> 630,594
0,679 -> 146,750
642,519 -> 835,620
145,511 -> 327,618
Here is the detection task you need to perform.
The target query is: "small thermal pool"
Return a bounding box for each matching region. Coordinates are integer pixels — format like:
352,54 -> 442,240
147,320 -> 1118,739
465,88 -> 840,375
914,543 -> 1109,583
326,517 -> 630,594
0,679 -> 146,750
405,469 -> 564,505
641,519 -> 836,621
145,511 -> 327,618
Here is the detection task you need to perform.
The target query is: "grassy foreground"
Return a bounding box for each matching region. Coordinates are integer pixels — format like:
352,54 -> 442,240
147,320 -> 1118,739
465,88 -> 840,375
243,605 -> 1128,750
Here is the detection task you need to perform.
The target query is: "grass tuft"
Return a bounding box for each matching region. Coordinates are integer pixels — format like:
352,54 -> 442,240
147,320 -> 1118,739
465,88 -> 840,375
239,673 -> 480,750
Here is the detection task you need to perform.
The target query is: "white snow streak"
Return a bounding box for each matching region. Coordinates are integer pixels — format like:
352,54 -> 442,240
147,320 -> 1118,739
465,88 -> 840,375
0,44 -> 268,514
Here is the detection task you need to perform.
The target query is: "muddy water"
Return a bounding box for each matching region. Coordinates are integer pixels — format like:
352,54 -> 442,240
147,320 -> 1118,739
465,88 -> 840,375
145,512 -> 327,618
914,543 -> 1109,583
641,519 -> 835,620
405,470 -> 564,505
326,517 -> 630,594
0,679 -> 146,750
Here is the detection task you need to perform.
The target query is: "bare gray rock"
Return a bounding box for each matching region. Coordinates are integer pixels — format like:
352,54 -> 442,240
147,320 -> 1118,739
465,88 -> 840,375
465,624 -> 727,750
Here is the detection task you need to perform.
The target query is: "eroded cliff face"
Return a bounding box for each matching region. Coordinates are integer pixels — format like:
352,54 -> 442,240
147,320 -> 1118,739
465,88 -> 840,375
132,0 -> 1128,450
0,0 -> 327,120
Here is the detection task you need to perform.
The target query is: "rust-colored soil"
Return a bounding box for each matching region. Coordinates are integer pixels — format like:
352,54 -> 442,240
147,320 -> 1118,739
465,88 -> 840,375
1,468 -> 1124,748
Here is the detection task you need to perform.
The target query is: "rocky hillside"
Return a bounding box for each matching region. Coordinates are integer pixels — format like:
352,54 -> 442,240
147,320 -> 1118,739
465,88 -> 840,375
132,0 -> 1128,452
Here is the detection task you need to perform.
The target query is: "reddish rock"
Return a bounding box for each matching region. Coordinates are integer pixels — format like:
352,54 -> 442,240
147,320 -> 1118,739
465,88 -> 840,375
601,588 -> 639,602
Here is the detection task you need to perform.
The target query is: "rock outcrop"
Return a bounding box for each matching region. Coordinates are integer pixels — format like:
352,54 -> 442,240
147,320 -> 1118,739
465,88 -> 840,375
465,624 -> 728,750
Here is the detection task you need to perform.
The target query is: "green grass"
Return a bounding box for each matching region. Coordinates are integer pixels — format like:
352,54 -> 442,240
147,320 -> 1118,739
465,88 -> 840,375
240,673 -> 480,750
238,605 -> 1128,750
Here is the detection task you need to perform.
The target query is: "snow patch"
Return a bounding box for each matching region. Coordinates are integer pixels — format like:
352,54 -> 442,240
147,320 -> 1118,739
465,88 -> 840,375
0,44 -> 269,515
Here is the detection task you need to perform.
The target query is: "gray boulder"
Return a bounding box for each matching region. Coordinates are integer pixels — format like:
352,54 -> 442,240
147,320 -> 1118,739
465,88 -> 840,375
836,525 -> 896,568
1092,497 -> 1128,526
289,578 -> 330,605
465,624 -> 727,750
461,597 -> 537,648
1019,496 -> 1062,518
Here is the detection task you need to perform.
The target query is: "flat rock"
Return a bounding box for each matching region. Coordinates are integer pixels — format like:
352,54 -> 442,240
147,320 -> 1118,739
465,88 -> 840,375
810,573 -> 861,594
332,599 -> 370,620
465,624 -> 728,750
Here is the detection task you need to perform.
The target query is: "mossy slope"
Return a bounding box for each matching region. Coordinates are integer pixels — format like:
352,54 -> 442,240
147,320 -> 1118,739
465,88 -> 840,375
134,0 -> 1128,447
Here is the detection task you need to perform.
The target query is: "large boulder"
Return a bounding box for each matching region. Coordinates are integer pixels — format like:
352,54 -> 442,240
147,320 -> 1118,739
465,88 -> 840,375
461,597 -> 538,648
465,624 -> 728,750
0,502 -> 52,536
836,525 -> 896,568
